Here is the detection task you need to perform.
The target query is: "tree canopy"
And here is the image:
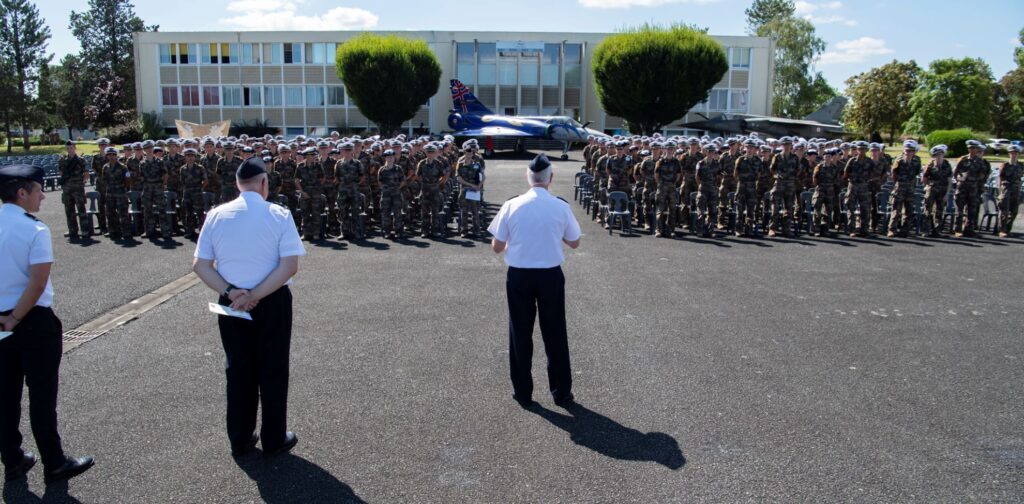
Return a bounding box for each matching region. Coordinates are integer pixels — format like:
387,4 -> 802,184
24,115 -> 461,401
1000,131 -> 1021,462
335,34 -> 441,135
0,0 -> 51,151
843,59 -> 920,143
591,23 -> 728,135
906,58 -> 994,135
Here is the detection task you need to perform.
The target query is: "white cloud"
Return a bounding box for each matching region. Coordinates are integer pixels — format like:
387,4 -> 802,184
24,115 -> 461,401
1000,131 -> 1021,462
796,1 -> 856,26
795,0 -> 842,15
578,0 -> 718,8
220,2 -> 378,30
817,37 -> 893,65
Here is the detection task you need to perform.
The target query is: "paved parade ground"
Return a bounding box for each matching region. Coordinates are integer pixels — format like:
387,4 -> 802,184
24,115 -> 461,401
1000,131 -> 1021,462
4,151 -> 1023,503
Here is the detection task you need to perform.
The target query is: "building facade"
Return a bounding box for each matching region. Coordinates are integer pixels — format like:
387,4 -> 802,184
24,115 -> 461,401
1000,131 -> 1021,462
133,30 -> 773,137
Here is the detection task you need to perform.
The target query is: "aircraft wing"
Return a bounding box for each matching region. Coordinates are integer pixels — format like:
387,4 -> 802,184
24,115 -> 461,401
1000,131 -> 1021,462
455,127 -> 537,137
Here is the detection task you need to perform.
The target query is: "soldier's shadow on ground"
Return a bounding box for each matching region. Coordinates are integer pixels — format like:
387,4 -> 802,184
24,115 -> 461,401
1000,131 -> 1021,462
529,403 -> 686,470
235,453 -> 366,504
68,236 -> 101,248
2,479 -> 82,503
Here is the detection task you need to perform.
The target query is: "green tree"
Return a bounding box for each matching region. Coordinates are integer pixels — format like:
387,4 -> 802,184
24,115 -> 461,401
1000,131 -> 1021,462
990,81 -> 1021,137
0,0 -> 51,151
70,0 -> 157,122
34,61 -> 60,137
1015,27 -> 1023,68
906,58 -> 994,135
744,0 -> 795,35
335,34 -> 441,135
53,54 -> 90,139
592,23 -> 728,135
843,59 -> 920,143
759,17 -> 834,117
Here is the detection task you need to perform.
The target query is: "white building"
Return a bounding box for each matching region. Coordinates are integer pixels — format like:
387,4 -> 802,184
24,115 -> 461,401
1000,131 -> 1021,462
133,30 -> 773,137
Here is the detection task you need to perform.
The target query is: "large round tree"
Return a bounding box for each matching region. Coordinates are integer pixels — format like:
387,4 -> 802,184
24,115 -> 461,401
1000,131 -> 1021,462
592,24 -> 728,135
335,34 -> 441,135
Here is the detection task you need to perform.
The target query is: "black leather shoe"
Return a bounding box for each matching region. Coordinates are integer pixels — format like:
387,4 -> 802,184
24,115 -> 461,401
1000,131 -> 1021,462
43,456 -> 94,484
264,432 -> 298,456
231,433 -> 260,457
512,395 -> 535,409
4,452 -> 36,482
553,393 -> 575,408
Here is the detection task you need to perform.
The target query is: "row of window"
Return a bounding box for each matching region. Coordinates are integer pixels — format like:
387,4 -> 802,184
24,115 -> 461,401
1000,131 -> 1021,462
701,89 -> 749,112
159,42 -> 338,65
161,85 -> 347,107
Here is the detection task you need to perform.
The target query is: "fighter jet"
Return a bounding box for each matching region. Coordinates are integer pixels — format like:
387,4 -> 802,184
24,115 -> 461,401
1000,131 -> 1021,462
679,96 -> 848,139
446,79 -> 607,159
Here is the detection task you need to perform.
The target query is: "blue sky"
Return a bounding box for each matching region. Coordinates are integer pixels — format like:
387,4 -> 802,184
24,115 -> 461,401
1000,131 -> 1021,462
40,0 -> 1023,91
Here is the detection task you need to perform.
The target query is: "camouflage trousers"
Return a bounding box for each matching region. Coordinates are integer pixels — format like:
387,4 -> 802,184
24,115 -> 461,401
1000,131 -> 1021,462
769,181 -> 796,234
336,185 -> 361,237
717,179 -> 736,228
281,185 -> 300,228
323,183 -> 339,233
182,189 -> 206,237
695,187 -> 718,232
811,186 -> 835,233
846,183 -> 872,234
61,186 -> 90,236
105,192 -> 130,237
679,182 -> 696,230
96,188 -> 108,231
140,184 -> 166,236
420,186 -> 444,236
889,184 -> 916,235
300,189 -> 324,239
954,186 -> 980,235
998,188 -> 1020,234
380,190 -> 404,234
756,181 -> 772,228
655,188 -> 678,235
459,191 -> 481,235
923,185 -> 948,235
366,186 -> 380,225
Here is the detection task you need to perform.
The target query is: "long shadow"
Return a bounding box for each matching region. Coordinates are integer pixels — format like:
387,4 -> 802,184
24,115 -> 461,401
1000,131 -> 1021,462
836,235 -> 893,247
919,235 -> 983,248
394,236 -> 430,248
722,235 -> 774,247
2,479 -> 82,504
310,239 -> 348,251
673,235 -> 731,248
529,403 -> 686,470
881,236 -> 934,247
349,239 -> 390,251
235,453 -> 366,504
67,236 -> 101,248
804,234 -> 855,247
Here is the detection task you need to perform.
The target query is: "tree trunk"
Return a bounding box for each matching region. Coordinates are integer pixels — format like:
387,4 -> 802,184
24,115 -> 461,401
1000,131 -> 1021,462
67,126 -> 74,141
3,111 -> 10,154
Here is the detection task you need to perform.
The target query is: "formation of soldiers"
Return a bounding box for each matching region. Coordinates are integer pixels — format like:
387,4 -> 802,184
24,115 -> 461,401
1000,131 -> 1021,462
57,133 -> 488,242
581,134 -> 1022,239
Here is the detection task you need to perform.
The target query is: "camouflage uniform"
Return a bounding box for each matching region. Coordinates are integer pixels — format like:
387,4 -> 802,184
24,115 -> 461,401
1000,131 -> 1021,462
717,149 -> 740,229
811,161 -> 838,235
275,158 -> 300,226
102,160 -> 131,238
366,155 -> 383,226
335,158 -> 365,239
888,156 -> 922,236
679,151 -> 703,231
217,157 -> 241,203
378,163 -> 406,236
180,163 -> 208,238
768,152 -> 800,236
998,160 -> 1022,235
165,153 -> 185,226
321,157 -> 340,235
653,157 -> 680,236
140,157 -> 168,238
91,154 -> 108,232
756,152 -> 774,229
694,158 -> 720,235
267,161 -> 282,200
416,158 -> 447,237
953,156 -> 987,236
635,156 -> 657,229
297,160 -> 325,240
592,154 -> 610,222
456,156 -> 483,236
59,154 -> 90,236
201,152 -> 221,203
843,156 -> 874,236
922,158 -> 952,236
734,154 -> 762,235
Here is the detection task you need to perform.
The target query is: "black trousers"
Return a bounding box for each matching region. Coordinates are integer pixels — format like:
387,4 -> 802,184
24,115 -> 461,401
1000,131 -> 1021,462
217,286 -> 292,450
506,266 -> 572,401
0,307 -> 66,471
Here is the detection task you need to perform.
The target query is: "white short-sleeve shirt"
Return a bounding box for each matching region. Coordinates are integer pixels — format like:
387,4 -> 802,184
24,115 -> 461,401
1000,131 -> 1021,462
0,203 -> 54,310
195,192 -> 306,290
487,187 -> 581,269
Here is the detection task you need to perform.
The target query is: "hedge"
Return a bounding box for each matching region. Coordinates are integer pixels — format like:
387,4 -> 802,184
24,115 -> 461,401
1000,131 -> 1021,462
925,129 -> 988,158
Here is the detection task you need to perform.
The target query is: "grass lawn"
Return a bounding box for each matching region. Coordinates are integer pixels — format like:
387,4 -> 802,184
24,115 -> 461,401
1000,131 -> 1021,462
882,146 -> 1010,165
0,142 -> 102,157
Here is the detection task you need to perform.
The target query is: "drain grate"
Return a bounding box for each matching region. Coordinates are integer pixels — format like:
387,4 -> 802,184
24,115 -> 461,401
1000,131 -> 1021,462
62,329 -> 108,343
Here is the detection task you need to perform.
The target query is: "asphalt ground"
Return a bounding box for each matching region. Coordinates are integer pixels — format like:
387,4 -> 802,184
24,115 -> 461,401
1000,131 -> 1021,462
4,151 -> 1023,503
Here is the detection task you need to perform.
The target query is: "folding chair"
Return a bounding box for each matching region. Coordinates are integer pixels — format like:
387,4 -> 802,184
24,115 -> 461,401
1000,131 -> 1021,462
800,190 -> 814,235
912,190 -> 925,235
85,191 -> 101,233
574,172 -> 586,202
725,191 -> 737,234
980,191 -> 1000,234
941,189 -> 957,233
689,191 -> 699,232
875,190 -> 891,235
606,191 -> 632,236
162,191 -> 178,238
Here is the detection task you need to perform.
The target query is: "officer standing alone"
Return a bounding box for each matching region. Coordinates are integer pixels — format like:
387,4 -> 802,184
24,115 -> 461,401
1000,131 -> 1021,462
488,154 -> 581,409
0,165 -> 94,484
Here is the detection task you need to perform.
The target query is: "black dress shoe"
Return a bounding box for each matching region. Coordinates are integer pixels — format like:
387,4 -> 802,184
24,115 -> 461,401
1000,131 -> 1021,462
512,395 -> 535,409
553,393 -> 575,408
43,456 -> 94,484
231,433 -> 260,457
4,452 -> 36,482
264,432 -> 298,456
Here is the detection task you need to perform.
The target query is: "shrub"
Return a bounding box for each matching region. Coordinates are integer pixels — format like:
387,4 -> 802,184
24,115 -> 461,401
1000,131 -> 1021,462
107,121 -> 144,144
231,119 -> 277,138
925,129 -> 988,158
141,112 -> 168,140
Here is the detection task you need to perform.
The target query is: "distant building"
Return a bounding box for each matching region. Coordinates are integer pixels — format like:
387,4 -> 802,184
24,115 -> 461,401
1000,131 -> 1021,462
133,30 -> 773,137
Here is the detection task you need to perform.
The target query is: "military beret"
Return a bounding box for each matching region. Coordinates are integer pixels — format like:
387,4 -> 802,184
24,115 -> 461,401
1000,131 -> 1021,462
0,164 -> 44,187
1008,145 -> 1021,153
383,149 -> 395,156
97,138 -> 110,145
528,153 -> 551,173
237,156 -> 267,180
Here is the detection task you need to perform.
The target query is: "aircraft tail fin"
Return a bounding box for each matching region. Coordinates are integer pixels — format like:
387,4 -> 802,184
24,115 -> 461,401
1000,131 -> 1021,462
450,79 -> 493,116
802,96 -> 847,124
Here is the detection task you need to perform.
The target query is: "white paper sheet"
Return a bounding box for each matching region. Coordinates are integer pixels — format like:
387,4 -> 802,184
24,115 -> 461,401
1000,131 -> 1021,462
465,190 -> 481,201
208,302 -> 253,320
0,331 -> 12,342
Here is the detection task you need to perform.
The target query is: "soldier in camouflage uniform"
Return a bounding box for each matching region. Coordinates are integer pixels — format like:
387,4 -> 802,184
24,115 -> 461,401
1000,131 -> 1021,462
366,143 -> 384,229
768,138 -> 799,237
335,143 -> 365,240
296,148 -> 325,241
635,144 -> 660,231
275,145 -> 300,227
653,147 -> 682,237
922,145 -> 952,237
317,142 -> 340,236
811,148 -> 839,236
179,149 -> 208,239
694,147 -> 722,237
455,145 -> 484,237
164,140 -> 185,231
201,139 -> 222,204
953,141 -> 989,237
678,140 -> 703,232
887,141 -> 923,237
58,141 -> 91,238
843,142 -> 874,237
605,143 -> 633,230
398,147 -> 418,235
868,143 -> 887,232
733,140 -> 762,236
265,154 -> 281,200
997,145 -> 1022,237
101,147 -> 131,240
93,138 -> 110,233
717,139 -> 740,230
416,144 -> 448,238
125,143 -> 144,191
378,149 -> 406,239
140,144 -> 168,239
217,143 -> 241,203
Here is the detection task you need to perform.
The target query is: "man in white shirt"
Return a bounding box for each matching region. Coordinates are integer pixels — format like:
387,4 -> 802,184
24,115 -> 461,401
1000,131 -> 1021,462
488,154 -> 582,409
0,165 -> 94,484
193,157 -> 306,457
